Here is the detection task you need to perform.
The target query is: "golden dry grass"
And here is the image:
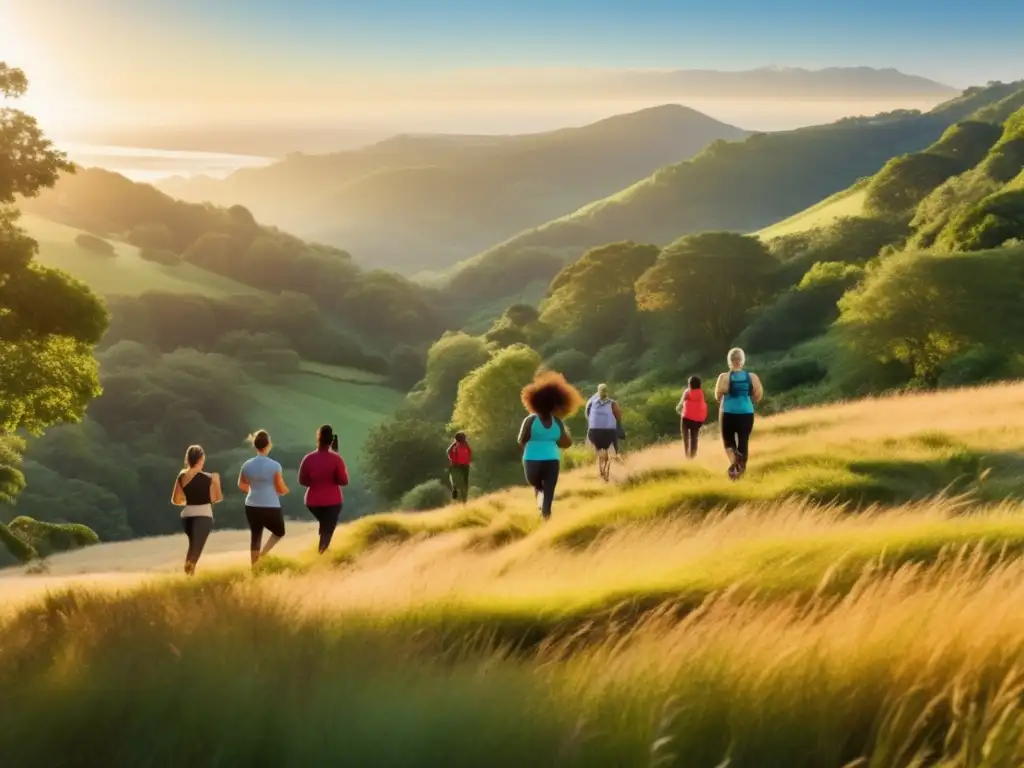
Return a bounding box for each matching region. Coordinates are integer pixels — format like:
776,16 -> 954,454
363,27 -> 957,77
5,383 -> 1024,765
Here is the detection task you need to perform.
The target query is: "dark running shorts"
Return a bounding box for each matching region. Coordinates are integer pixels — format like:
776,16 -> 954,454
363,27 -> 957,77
588,428 -> 617,451
245,505 -> 286,539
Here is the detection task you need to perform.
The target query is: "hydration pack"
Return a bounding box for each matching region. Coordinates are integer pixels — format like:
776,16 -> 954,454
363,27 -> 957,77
728,371 -> 751,398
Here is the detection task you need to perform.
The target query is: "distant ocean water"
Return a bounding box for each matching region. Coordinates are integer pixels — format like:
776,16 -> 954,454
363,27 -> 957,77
57,142 -> 275,183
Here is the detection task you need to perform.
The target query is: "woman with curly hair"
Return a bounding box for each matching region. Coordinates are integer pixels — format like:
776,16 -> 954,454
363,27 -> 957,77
517,372 -> 584,520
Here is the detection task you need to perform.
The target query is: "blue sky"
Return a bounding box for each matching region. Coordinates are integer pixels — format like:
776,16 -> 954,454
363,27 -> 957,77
6,0 -> 1024,131
102,0 -> 1024,83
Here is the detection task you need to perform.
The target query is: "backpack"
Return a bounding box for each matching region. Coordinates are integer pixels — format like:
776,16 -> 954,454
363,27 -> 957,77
728,371 -> 752,398
587,397 -> 617,429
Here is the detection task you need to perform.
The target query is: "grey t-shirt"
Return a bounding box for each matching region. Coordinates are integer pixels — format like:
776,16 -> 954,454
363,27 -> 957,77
239,455 -> 282,508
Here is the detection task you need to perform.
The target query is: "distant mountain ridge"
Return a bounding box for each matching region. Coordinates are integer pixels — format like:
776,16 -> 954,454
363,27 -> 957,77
474,66 -> 958,100
443,81 -> 1023,310
279,65 -> 956,102
157,104 -> 749,273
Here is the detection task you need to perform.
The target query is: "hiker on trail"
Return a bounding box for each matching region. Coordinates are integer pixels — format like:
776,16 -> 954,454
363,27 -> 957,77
298,424 -> 349,554
586,383 -> 622,481
715,348 -> 764,480
518,372 -> 582,520
238,429 -> 288,567
447,431 -> 472,503
171,444 -> 223,576
676,375 -> 708,459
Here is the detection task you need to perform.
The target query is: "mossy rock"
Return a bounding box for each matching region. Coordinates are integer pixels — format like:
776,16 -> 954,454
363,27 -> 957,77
6,516 -> 99,558
0,522 -> 38,564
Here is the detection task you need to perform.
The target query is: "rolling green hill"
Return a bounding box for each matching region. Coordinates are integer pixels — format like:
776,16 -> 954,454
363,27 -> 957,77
754,84 -> 1024,242
755,187 -> 869,239
157,105 -> 749,274
9,171 -> 432,542
446,81 -> 1024,309
23,215 -> 265,298
20,167 -> 447,350
244,365 -> 403,450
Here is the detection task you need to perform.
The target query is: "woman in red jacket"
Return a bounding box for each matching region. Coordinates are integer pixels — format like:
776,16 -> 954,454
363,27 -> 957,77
297,424 -> 349,554
447,431 -> 472,503
676,375 -> 708,459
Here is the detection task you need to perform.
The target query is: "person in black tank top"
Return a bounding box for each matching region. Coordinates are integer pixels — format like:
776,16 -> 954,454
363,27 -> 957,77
171,445 -> 223,576
178,471 -> 213,505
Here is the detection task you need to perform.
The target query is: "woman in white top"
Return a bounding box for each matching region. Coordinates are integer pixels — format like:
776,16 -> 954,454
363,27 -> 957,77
171,444 -> 223,576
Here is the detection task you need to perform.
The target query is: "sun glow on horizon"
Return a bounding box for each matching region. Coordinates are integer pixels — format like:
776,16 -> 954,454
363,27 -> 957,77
0,12 -> 79,131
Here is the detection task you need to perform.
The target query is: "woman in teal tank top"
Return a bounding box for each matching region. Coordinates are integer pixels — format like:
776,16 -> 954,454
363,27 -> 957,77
715,347 -> 764,480
517,373 -> 583,520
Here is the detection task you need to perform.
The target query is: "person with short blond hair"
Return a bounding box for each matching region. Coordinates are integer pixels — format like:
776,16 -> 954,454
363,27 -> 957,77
715,348 -> 763,480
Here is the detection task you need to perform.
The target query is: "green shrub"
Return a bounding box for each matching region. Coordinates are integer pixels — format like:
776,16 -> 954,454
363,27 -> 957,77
0,521 -> 38,564
592,342 -> 636,383
139,247 -> 181,266
937,346 -> 1016,387
399,480 -> 451,512
7,516 -> 99,557
127,222 -> 174,251
543,349 -> 591,382
766,358 -> 830,392
74,232 -> 116,255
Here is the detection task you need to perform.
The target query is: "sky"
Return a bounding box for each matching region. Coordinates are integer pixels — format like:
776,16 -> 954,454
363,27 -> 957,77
3,0 -> 1024,135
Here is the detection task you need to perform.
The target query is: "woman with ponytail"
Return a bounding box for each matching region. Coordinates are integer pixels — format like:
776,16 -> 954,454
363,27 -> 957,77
298,424 -> 349,553
170,444 -> 223,576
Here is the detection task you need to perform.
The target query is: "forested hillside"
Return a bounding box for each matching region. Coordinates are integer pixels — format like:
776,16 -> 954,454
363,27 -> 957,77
5,168 -> 449,541
446,81 -> 1024,311
359,81 -> 1024,511
157,105 -> 748,273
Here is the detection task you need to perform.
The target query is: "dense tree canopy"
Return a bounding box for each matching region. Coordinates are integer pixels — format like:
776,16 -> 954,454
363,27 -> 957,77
635,232 -> 777,353
737,262 -> 863,352
836,248 -> 1024,387
361,418 -> 450,503
1,63 -> 108,504
21,166 -> 447,349
540,241 -> 660,354
452,345 -> 542,459
768,216 -> 906,285
412,333 -> 491,419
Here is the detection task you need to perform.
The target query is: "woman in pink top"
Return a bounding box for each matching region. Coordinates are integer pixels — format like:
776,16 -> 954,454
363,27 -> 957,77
297,424 -> 349,554
676,376 -> 708,459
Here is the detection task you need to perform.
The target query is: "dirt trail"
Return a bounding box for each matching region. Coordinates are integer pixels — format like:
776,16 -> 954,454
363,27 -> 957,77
0,523 -> 321,612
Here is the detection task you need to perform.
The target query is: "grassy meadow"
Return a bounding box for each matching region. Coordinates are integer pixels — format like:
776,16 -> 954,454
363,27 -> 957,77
755,187 -> 868,239
6,383 -> 1024,766
23,214 -> 264,298
244,364 -> 403,452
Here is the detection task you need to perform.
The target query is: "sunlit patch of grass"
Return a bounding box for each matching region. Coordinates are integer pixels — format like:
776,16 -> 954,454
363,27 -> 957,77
10,521 -> 1024,764
8,383 -> 1024,763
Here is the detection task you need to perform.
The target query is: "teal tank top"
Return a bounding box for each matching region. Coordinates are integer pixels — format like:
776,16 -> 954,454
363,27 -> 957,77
522,416 -> 562,461
722,371 -> 755,415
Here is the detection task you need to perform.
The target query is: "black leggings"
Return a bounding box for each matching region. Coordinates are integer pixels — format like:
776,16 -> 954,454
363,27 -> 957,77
307,504 -> 342,553
524,459 -> 560,519
181,516 -> 213,564
681,418 -> 704,458
245,506 -> 286,551
721,412 -> 755,459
